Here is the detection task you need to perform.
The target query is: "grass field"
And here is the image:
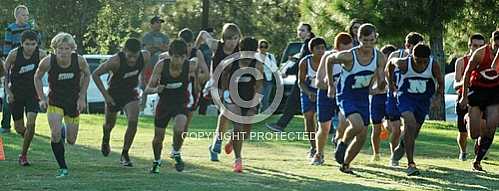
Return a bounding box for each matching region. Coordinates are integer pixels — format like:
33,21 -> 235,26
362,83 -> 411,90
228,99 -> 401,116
1,113 -> 498,191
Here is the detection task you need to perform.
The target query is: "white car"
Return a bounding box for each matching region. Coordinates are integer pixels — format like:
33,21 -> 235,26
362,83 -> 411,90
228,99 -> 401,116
444,72 -> 458,121
84,54 -> 113,113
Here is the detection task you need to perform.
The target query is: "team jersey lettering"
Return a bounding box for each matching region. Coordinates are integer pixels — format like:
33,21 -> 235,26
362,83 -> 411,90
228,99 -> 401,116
407,79 -> 427,93
166,82 -> 183,89
352,74 -> 373,89
58,73 -> 75,80
18,64 -> 35,74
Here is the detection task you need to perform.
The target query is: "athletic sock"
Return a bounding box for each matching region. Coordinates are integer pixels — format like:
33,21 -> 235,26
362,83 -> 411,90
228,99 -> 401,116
476,136 -> 493,162
51,142 -> 67,169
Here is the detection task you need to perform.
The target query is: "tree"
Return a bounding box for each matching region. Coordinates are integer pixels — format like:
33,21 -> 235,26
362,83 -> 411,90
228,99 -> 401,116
159,0 -> 302,62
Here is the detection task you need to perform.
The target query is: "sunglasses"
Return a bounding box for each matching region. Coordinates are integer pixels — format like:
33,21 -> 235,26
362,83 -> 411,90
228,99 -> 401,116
259,45 -> 268,49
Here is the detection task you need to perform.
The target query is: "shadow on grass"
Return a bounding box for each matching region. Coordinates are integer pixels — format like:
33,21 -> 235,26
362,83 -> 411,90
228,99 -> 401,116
0,130 -> 388,191
360,163 -> 499,190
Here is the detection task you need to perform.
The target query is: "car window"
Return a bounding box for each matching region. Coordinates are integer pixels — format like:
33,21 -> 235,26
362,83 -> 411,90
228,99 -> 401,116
280,43 -> 303,65
444,73 -> 456,95
86,58 -> 107,72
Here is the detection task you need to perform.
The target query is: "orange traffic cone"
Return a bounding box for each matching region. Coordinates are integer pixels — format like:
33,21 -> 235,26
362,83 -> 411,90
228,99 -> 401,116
0,136 -> 5,160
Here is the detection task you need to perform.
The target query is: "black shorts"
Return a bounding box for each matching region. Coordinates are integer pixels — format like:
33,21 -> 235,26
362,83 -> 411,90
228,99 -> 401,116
154,98 -> 188,129
456,94 -> 468,133
107,93 -> 139,113
9,96 -> 39,121
468,86 -> 499,111
48,100 -> 79,118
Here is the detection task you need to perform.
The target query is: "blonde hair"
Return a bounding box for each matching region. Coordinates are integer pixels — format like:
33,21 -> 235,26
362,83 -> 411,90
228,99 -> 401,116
14,5 -> 28,17
221,23 -> 241,42
51,32 -> 77,50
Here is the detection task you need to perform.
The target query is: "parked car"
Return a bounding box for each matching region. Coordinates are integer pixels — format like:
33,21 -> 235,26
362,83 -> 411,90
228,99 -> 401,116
275,42 -> 303,113
444,72 -> 457,121
84,54 -> 112,113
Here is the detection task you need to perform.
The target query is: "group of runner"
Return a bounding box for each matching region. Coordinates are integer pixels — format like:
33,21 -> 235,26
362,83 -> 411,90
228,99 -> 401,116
3,16 -> 498,177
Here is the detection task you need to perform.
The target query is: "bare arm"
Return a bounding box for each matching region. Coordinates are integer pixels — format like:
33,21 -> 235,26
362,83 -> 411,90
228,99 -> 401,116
195,30 -> 219,51
3,49 -> 16,99
492,48 -> 499,70
298,58 -> 313,96
196,49 -> 209,83
453,57 -> 464,89
432,60 -> 444,97
326,51 -> 352,88
141,50 -> 151,88
92,55 -> 119,99
375,51 -> 387,91
460,48 -> 484,107
78,56 -> 91,109
34,56 -> 51,106
144,60 -> 164,94
385,58 -> 406,92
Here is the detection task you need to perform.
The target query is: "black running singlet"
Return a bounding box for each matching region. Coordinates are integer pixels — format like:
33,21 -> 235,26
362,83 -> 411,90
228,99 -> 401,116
159,59 -> 190,105
48,53 -> 80,106
107,52 -> 144,97
10,47 -> 40,97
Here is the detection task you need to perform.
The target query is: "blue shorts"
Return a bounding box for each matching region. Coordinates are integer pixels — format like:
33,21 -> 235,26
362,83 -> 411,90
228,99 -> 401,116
398,96 -> 430,125
316,89 -> 336,123
337,97 -> 370,126
385,93 -> 401,121
300,87 -> 317,113
370,94 -> 387,124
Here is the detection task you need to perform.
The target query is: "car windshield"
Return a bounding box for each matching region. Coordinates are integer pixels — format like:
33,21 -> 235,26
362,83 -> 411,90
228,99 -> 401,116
444,73 -> 456,95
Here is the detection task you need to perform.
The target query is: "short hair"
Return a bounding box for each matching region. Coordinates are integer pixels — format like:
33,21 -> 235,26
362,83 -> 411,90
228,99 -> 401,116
334,32 -> 352,49
405,32 -> 424,46
358,23 -> 376,37
308,37 -> 326,51
21,30 -> 38,43
468,33 -> 485,45
298,22 -> 312,33
240,37 -> 258,52
413,43 -> 431,58
381,44 -> 397,56
258,39 -> 269,47
221,23 -> 242,42
14,5 -> 28,17
51,32 -> 77,50
178,28 -> 194,43
347,18 -> 363,37
492,29 -> 499,41
124,38 -> 141,53
168,39 -> 188,56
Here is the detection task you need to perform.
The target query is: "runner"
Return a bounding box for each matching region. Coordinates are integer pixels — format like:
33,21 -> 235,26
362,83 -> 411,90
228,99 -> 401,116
388,43 -> 444,176
92,38 -> 150,166
221,37 -> 263,172
386,32 -> 424,167
314,32 -> 353,165
195,23 -> 241,161
298,37 -> 326,161
329,23 -> 386,174
459,30 -> 499,172
34,32 -> 91,177
3,30 -> 45,166
148,39 -> 190,173
453,33 -> 485,161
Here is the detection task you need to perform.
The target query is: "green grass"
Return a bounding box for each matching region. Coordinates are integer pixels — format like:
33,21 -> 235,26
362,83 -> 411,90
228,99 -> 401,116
1,114 -> 498,190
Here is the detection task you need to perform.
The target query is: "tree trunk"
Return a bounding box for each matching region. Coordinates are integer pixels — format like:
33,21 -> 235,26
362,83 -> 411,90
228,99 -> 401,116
201,0 -> 209,29
429,0 -> 445,120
